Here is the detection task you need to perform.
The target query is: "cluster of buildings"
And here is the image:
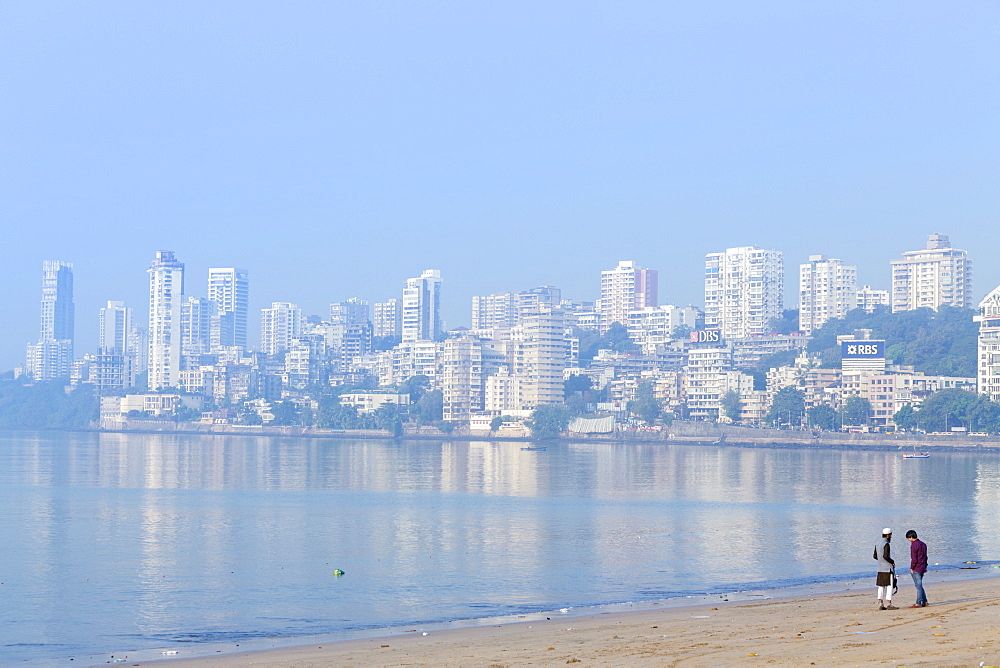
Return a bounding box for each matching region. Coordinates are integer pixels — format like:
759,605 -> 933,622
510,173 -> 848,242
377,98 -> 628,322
17,234 -> 1000,432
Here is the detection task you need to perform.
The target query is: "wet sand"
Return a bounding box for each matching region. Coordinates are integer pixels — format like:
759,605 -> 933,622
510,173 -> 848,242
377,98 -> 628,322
133,572 -> 1000,667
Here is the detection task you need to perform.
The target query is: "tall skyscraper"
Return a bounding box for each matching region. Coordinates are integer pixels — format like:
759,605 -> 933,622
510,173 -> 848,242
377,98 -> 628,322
147,251 -> 185,389
511,309 -> 567,408
26,260 -> 75,380
181,296 -> 216,356
98,301 -> 131,354
598,261 -> 657,332
207,268 -> 249,350
798,255 -> 857,335
704,246 -> 783,339
373,299 -> 402,337
890,234 -> 972,313
261,302 -> 303,355
401,269 -> 442,342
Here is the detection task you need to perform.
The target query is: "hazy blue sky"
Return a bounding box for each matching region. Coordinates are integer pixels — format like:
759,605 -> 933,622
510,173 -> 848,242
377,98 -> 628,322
2,1 -> 997,370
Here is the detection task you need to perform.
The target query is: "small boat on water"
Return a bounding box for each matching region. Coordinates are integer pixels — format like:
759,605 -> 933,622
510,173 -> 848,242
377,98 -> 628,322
521,446 -> 548,451
901,444 -> 930,459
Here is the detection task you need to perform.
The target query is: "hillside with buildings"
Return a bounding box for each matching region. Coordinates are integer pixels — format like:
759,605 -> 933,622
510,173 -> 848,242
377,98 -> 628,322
9,234 -> 1000,439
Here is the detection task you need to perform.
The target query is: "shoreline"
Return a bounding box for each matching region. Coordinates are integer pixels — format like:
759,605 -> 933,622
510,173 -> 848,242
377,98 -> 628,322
90,565 -> 1000,667
10,424 -> 1000,455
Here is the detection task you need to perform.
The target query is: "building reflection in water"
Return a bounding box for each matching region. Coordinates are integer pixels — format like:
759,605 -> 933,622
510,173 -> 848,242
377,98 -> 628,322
2,430 -> 999,662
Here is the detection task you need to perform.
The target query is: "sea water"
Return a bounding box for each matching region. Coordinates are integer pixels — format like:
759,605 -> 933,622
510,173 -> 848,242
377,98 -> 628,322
1,430 -> 998,664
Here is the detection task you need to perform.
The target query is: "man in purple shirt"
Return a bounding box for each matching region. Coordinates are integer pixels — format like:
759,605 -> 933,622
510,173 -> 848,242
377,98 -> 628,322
906,529 -> 928,608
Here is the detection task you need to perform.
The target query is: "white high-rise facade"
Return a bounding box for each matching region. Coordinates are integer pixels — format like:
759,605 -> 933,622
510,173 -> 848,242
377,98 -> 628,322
98,301 -> 131,354
472,292 -> 517,330
207,268 -> 249,350
510,309 -> 567,408
975,285 -> 1000,403
26,260 -> 75,380
798,255 -> 857,335
373,299 -> 402,337
401,269 -> 442,342
147,251 -> 185,390
890,234 -> 972,313
261,302 -> 303,355
181,296 -> 216,356
598,261 -> 658,332
704,247 -> 783,339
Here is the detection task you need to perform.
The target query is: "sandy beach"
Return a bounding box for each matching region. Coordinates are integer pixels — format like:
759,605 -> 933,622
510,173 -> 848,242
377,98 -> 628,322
133,571 -> 1000,668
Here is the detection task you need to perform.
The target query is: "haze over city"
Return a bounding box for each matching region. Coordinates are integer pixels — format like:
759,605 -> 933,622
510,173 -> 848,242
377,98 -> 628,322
2,1 -> 997,370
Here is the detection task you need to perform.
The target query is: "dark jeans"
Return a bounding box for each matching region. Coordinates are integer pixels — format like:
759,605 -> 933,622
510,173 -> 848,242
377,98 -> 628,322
911,570 -> 927,606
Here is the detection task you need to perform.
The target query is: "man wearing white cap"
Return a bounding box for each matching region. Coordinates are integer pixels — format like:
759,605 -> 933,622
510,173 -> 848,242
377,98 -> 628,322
873,528 -> 897,610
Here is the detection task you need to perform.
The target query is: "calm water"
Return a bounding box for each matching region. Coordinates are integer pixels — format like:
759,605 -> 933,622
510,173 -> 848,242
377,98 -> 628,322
2,431 -> 999,664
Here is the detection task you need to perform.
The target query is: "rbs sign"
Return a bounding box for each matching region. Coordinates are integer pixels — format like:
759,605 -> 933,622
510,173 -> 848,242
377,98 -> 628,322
841,340 -> 885,358
689,329 -> 722,344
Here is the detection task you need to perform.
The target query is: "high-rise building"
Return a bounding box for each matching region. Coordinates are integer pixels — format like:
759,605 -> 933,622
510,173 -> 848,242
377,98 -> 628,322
373,299 -> 402,337
704,246 -> 783,339
857,285 -> 890,313
181,296 -> 216,356
890,234 -> 972,313
26,260 -> 75,380
798,255 -> 857,335
95,300 -> 136,388
207,268 -> 249,350
516,286 -> 562,321
598,261 -> 658,332
147,251 -> 185,389
975,285 -> 1000,403
401,269 -> 442,342
261,302 -> 303,355
511,309 -> 567,408
98,301 -> 131,354
472,292 -> 517,330
330,298 -> 370,326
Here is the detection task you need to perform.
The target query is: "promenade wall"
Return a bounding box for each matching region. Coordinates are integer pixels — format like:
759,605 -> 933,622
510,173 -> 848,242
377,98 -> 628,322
84,419 -> 1000,453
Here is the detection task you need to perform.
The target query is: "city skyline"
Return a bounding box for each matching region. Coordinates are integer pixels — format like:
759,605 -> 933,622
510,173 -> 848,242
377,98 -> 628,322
9,234 -> 985,376
2,2 -> 997,370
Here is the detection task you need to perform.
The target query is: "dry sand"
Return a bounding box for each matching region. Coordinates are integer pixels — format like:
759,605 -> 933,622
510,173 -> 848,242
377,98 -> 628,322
133,574 -> 1000,668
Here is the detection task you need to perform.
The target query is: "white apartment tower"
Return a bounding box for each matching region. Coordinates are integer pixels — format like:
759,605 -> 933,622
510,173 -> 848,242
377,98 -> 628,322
261,302 -> 303,355
401,269 -> 442,342
181,296 -> 216,356
798,255 -> 857,335
98,301 -> 131,354
26,260 -> 75,380
598,261 -> 658,332
373,299 -> 402,337
472,292 -> 517,330
147,251 -> 185,390
975,285 -> 1000,403
511,309 -> 567,408
704,247 -> 783,339
890,234 -> 972,313
207,268 -> 249,350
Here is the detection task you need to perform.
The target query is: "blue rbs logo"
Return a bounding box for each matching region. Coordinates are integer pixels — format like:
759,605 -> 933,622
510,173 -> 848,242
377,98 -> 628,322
841,341 -> 884,358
